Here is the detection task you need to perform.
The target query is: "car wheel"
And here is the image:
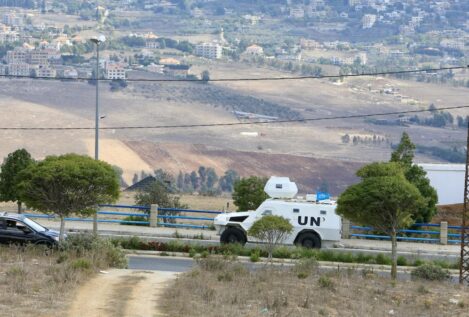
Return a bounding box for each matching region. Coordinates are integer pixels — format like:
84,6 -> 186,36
297,232 -> 321,249
220,227 -> 246,246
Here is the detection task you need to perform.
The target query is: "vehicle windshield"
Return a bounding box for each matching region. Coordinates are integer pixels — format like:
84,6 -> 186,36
22,217 -> 47,232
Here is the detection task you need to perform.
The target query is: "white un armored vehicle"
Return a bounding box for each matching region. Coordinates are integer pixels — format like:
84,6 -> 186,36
214,177 -> 342,248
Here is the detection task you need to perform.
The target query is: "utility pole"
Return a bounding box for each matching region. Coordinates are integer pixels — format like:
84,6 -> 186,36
90,35 -> 105,236
460,119 -> 469,285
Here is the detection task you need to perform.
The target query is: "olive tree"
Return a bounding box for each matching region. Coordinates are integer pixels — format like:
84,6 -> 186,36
135,180 -> 188,224
337,162 -> 425,279
17,154 -> 120,241
0,149 -> 34,213
248,215 -> 293,263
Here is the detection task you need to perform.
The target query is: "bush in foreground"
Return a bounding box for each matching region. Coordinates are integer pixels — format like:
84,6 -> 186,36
411,263 -> 451,281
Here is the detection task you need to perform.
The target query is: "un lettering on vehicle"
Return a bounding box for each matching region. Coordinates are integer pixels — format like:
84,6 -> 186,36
298,216 -> 321,227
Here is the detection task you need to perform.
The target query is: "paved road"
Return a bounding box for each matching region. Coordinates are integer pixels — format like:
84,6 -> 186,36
128,255 -> 195,272
128,255 -> 264,272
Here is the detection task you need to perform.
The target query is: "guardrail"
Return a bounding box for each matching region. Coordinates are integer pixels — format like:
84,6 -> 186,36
25,204 -> 223,230
342,219 -> 463,245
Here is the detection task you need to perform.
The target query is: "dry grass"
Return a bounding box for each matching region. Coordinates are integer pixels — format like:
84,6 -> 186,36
162,257 -> 469,317
0,238 -> 127,317
0,245 -> 84,317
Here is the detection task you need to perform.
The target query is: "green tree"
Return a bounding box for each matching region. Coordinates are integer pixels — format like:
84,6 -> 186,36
135,181 -> 188,223
17,154 -> 119,241
219,169 -> 239,192
337,162 -> 425,279
232,176 -> 268,211
390,132 -> 438,223
248,215 -> 293,262
0,149 -> 34,213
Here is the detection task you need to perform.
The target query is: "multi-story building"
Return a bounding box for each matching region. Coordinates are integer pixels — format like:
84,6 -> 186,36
0,64 -> 6,75
8,63 -> 30,76
362,14 -> 377,29
0,30 -> 18,43
35,65 -> 56,78
195,42 -> 222,59
5,48 -> 28,64
2,13 -> 23,27
145,40 -> 160,49
28,50 -> 49,65
105,63 -> 126,80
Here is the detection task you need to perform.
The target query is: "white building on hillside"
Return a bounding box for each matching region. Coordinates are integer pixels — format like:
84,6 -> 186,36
362,14 -> 377,29
195,42 -> 222,59
105,63 -> 126,80
244,44 -> 264,56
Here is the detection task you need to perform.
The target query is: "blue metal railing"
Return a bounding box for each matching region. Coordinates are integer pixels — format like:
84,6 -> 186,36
24,204 -> 223,230
351,223 -> 463,244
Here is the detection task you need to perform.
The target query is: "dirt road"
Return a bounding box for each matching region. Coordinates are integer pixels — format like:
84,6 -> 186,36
67,269 -> 176,317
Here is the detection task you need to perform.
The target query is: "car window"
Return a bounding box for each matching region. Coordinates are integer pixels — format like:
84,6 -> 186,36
5,220 -> 29,233
5,220 -> 21,232
0,218 -> 5,229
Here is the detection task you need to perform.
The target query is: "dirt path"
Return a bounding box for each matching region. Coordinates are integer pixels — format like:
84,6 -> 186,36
67,269 -> 176,317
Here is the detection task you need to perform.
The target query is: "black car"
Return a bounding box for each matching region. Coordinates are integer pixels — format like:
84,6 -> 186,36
0,212 -> 61,246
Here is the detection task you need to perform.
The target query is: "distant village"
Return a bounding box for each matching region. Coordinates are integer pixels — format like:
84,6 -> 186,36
0,0 -> 467,85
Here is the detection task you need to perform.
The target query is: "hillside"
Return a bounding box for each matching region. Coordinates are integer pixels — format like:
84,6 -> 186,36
124,141 -> 362,195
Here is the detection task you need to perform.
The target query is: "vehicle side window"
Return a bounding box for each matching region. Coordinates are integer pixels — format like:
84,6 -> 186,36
0,219 -> 5,229
5,220 -> 25,233
261,210 -> 272,216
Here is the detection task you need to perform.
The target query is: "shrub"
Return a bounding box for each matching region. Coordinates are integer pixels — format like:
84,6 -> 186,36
62,234 -> 127,269
397,256 -> 408,266
411,264 -> 450,281
196,256 -> 227,272
250,249 -> 261,262
293,258 -> 318,279
336,252 -> 354,263
413,259 -> 425,267
121,215 -> 148,226
318,250 -> 336,262
291,247 -> 318,259
247,215 -> 293,262
375,253 -> 391,265
71,258 -> 92,270
272,246 -> 292,259
318,275 -> 334,289
219,243 -> 246,257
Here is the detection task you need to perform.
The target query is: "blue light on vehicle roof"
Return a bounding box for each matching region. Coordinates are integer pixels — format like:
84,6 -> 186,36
316,192 -> 330,201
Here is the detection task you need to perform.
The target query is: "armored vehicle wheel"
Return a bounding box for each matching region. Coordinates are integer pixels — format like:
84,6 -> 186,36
220,227 -> 246,245
296,232 -> 321,249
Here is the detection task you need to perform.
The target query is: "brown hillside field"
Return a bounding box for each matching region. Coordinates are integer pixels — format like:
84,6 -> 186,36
163,258 -> 469,317
124,141 -> 362,194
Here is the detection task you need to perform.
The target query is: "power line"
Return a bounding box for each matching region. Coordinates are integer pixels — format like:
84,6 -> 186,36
1,105 -> 468,131
0,65 -> 466,82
